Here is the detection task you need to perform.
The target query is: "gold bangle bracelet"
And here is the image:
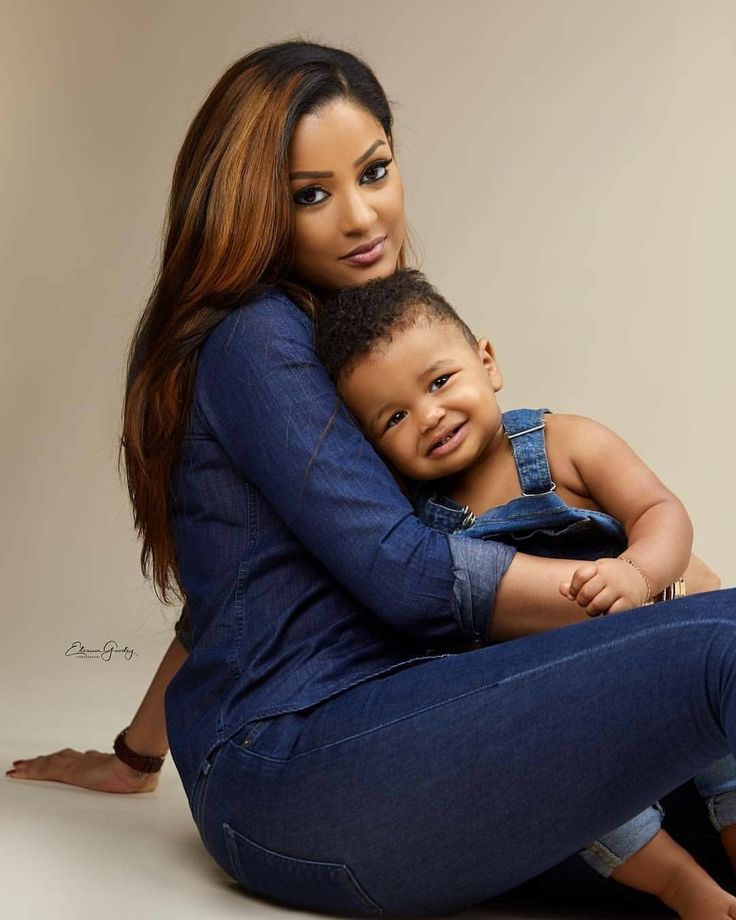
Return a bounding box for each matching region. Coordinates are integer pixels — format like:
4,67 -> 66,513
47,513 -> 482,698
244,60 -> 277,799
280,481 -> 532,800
618,555 -> 653,604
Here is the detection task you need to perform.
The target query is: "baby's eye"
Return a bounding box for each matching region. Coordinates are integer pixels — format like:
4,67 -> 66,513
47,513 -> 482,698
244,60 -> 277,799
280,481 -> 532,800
385,410 -> 406,430
429,374 -> 451,392
293,186 -> 329,207
361,159 -> 392,185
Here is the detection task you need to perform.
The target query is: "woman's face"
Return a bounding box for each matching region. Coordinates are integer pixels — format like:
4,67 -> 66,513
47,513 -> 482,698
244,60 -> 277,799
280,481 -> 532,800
288,99 -> 406,291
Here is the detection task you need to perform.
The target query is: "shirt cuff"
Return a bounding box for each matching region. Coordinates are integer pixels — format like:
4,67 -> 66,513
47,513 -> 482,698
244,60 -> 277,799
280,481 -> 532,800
447,535 -> 516,643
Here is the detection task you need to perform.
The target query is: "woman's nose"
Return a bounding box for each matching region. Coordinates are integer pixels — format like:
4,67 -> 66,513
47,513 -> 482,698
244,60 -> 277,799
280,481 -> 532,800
340,189 -> 376,235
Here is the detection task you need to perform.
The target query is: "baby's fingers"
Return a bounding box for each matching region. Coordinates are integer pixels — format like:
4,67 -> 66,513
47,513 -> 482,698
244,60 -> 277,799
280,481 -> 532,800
566,563 -> 599,599
582,586 -> 618,618
572,574 -> 614,611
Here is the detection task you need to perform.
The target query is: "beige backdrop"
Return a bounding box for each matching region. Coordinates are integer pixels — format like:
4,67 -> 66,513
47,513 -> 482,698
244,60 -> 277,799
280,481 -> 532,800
2,3 -> 735,918
2,0 -> 734,752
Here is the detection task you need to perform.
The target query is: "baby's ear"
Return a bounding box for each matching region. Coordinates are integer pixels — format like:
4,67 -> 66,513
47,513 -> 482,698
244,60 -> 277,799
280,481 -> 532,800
477,338 -> 503,392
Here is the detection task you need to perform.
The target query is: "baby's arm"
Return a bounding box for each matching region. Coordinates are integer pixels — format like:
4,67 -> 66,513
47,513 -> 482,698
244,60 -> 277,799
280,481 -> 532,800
550,415 -> 693,616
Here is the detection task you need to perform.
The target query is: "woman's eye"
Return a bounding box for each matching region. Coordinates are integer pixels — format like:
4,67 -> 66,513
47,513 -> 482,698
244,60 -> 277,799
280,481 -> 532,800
386,410 -> 406,430
361,159 -> 392,185
429,374 -> 451,393
293,186 -> 329,207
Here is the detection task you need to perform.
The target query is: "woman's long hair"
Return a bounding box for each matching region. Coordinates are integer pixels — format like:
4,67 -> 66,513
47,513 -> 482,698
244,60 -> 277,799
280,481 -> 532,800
120,40 -> 408,605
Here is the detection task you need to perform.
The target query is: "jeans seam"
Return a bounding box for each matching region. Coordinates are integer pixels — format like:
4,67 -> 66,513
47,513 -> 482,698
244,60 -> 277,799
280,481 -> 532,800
279,617 -> 736,761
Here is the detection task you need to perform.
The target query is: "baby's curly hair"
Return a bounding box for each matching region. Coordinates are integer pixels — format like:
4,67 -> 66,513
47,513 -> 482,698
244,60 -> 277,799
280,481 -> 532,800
314,269 -> 477,385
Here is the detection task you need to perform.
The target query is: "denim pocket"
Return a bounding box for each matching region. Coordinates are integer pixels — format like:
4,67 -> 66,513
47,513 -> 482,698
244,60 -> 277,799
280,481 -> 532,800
222,821 -> 383,916
189,745 -> 223,825
189,768 -> 209,825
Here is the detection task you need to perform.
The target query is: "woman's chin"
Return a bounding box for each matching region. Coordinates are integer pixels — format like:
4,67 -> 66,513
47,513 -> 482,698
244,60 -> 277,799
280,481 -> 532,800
302,256 -> 400,293
346,259 -> 400,287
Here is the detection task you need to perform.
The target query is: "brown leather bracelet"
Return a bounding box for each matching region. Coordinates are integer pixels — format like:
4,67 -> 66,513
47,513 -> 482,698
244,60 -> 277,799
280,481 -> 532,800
113,727 -> 166,773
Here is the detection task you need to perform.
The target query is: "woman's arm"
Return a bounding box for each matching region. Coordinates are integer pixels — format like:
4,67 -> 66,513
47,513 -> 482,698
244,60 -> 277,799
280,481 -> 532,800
489,549 -> 722,643
6,635 -> 188,792
195,293 -> 516,646
683,552 -> 721,593
489,553 -> 595,641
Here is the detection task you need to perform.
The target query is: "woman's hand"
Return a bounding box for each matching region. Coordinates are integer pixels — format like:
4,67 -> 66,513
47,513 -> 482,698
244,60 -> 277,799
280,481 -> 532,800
683,552 -> 722,594
6,748 -> 161,793
5,637 -> 187,795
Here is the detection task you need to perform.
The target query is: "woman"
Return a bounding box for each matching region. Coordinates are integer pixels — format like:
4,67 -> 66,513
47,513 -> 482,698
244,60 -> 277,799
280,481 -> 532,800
7,41 -> 736,917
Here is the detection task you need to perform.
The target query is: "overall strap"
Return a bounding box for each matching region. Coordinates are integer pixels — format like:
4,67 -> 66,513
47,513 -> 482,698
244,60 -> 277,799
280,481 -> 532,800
501,408 -> 555,496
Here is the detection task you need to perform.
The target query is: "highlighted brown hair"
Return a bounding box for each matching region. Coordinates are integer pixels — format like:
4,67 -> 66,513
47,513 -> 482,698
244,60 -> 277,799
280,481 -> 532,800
120,40 -> 408,604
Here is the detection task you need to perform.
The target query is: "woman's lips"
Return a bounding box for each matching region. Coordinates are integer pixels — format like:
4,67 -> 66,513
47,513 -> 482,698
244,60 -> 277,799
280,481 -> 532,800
428,422 -> 468,458
340,237 -> 386,266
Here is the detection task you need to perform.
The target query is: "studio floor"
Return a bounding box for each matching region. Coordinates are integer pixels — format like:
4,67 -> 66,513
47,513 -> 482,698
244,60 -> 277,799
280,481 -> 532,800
2,744 -> 670,920
1,765 -> 670,920
1,632 -> 673,919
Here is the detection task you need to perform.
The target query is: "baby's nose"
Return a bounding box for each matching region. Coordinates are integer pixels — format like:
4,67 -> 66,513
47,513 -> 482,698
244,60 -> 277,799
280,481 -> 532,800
421,405 -> 446,431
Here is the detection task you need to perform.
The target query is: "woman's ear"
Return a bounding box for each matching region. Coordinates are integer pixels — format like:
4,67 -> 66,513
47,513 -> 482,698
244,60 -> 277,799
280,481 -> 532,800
477,338 -> 503,392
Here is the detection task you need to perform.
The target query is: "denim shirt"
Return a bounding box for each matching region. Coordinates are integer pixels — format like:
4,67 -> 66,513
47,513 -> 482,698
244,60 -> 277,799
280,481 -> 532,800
164,289 -> 516,801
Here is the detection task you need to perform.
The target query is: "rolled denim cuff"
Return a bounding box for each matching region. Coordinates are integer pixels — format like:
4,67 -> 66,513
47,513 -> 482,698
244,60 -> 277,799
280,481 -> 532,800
693,754 -> 736,830
703,791 -> 736,832
694,754 -> 736,799
446,535 -> 516,643
578,803 -> 664,878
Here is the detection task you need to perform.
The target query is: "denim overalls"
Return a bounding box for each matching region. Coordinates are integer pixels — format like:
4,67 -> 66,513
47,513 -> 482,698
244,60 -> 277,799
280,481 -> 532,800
414,408 -> 736,877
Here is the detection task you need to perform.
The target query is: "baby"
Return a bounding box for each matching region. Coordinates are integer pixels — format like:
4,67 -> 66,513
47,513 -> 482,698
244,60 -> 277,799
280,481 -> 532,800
314,268 -> 736,916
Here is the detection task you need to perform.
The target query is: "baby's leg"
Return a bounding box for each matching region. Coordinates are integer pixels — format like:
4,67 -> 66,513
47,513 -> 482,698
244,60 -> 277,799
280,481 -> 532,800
610,829 -> 736,918
582,808 -> 736,917
695,755 -> 736,873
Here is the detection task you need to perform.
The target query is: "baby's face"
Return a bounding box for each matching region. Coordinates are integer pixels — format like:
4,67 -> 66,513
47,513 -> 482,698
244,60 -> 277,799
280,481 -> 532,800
339,318 -> 504,481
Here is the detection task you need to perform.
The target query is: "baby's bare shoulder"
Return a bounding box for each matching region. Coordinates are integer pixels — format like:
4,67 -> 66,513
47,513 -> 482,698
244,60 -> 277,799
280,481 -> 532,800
544,414 -> 619,499
546,412 -> 616,445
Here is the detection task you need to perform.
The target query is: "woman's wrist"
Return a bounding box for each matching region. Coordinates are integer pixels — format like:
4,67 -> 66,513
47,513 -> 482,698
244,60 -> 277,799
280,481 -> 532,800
121,720 -> 169,758
647,579 -> 687,604
113,727 -> 166,773
117,635 -> 187,767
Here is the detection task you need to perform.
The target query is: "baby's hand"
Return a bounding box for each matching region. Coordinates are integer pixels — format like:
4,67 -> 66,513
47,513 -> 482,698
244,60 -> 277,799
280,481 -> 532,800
559,558 -> 650,616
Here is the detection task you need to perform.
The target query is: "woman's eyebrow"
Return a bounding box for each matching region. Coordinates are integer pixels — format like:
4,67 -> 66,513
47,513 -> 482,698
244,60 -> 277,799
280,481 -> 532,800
289,140 -> 388,180
289,169 -> 333,180
353,139 -> 386,166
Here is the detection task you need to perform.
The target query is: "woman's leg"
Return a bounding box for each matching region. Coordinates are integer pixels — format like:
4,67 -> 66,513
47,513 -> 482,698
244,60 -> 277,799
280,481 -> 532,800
196,590 -> 736,916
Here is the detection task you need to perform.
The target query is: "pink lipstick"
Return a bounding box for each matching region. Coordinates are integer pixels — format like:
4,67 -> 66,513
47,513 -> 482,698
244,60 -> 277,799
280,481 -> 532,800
340,236 -> 386,266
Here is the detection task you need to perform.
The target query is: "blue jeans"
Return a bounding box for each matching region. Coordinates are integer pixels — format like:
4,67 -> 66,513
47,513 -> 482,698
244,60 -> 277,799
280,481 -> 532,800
191,590 -> 736,916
